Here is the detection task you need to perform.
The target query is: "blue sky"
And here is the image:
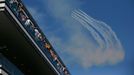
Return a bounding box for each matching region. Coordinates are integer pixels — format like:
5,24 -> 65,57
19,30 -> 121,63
23,0 -> 134,75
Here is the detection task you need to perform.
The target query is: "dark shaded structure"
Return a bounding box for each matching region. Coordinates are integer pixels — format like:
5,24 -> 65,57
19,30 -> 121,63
0,0 -> 70,75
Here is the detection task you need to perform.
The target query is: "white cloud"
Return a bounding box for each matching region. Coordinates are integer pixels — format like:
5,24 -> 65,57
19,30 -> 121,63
27,0 -> 125,69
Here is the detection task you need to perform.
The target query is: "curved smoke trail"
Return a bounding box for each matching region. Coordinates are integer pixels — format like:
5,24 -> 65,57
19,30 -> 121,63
42,0 -> 125,68
72,9 -> 123,50
72,11 -> 106,50
71,9 -> 125,66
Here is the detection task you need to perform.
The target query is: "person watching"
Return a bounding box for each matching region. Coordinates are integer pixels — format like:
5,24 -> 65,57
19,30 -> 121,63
9,0 -> 18,12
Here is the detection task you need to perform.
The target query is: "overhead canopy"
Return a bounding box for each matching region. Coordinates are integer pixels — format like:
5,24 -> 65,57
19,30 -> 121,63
0,2 -> 57,75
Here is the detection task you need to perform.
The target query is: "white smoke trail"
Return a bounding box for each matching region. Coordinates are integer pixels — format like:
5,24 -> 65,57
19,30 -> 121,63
72,10 -> 110,49
39,0 -> 125,68
72,9 -> 123,50
72,12 -> 105,50
79,10 -> 121,49
71,9 -> 125,66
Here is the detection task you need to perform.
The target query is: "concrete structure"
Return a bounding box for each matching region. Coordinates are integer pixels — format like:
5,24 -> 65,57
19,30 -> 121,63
0,0 -> 70,75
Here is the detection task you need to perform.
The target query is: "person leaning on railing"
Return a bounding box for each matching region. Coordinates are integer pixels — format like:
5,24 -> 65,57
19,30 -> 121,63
25,17 -> 31,26
56,59 -> 69,75
34,28 -> 41,40
63,67 -> 69,75
38,33 -> 44,41
44,43 -> 55,58
44,43 -> 51,50
9,0 -> 18,12
50,50 -> 58,61
25,18 -> 36,33
17,3 -> 27,22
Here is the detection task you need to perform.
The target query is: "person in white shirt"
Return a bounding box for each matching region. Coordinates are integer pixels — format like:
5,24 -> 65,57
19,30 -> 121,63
25,18 -> 31,26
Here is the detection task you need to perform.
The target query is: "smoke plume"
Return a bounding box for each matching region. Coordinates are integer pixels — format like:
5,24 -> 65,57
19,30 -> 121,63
29,0 -> 125,68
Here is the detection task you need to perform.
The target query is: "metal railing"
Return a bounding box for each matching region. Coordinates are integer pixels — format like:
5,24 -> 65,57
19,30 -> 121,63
4,0 -> 70,75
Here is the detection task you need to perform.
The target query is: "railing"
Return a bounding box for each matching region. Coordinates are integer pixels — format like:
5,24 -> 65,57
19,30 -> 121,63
0,54 -> 24,75
4,0 -> 70,75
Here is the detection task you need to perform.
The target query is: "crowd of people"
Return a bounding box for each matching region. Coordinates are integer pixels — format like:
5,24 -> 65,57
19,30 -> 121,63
8,0 -> 69,75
